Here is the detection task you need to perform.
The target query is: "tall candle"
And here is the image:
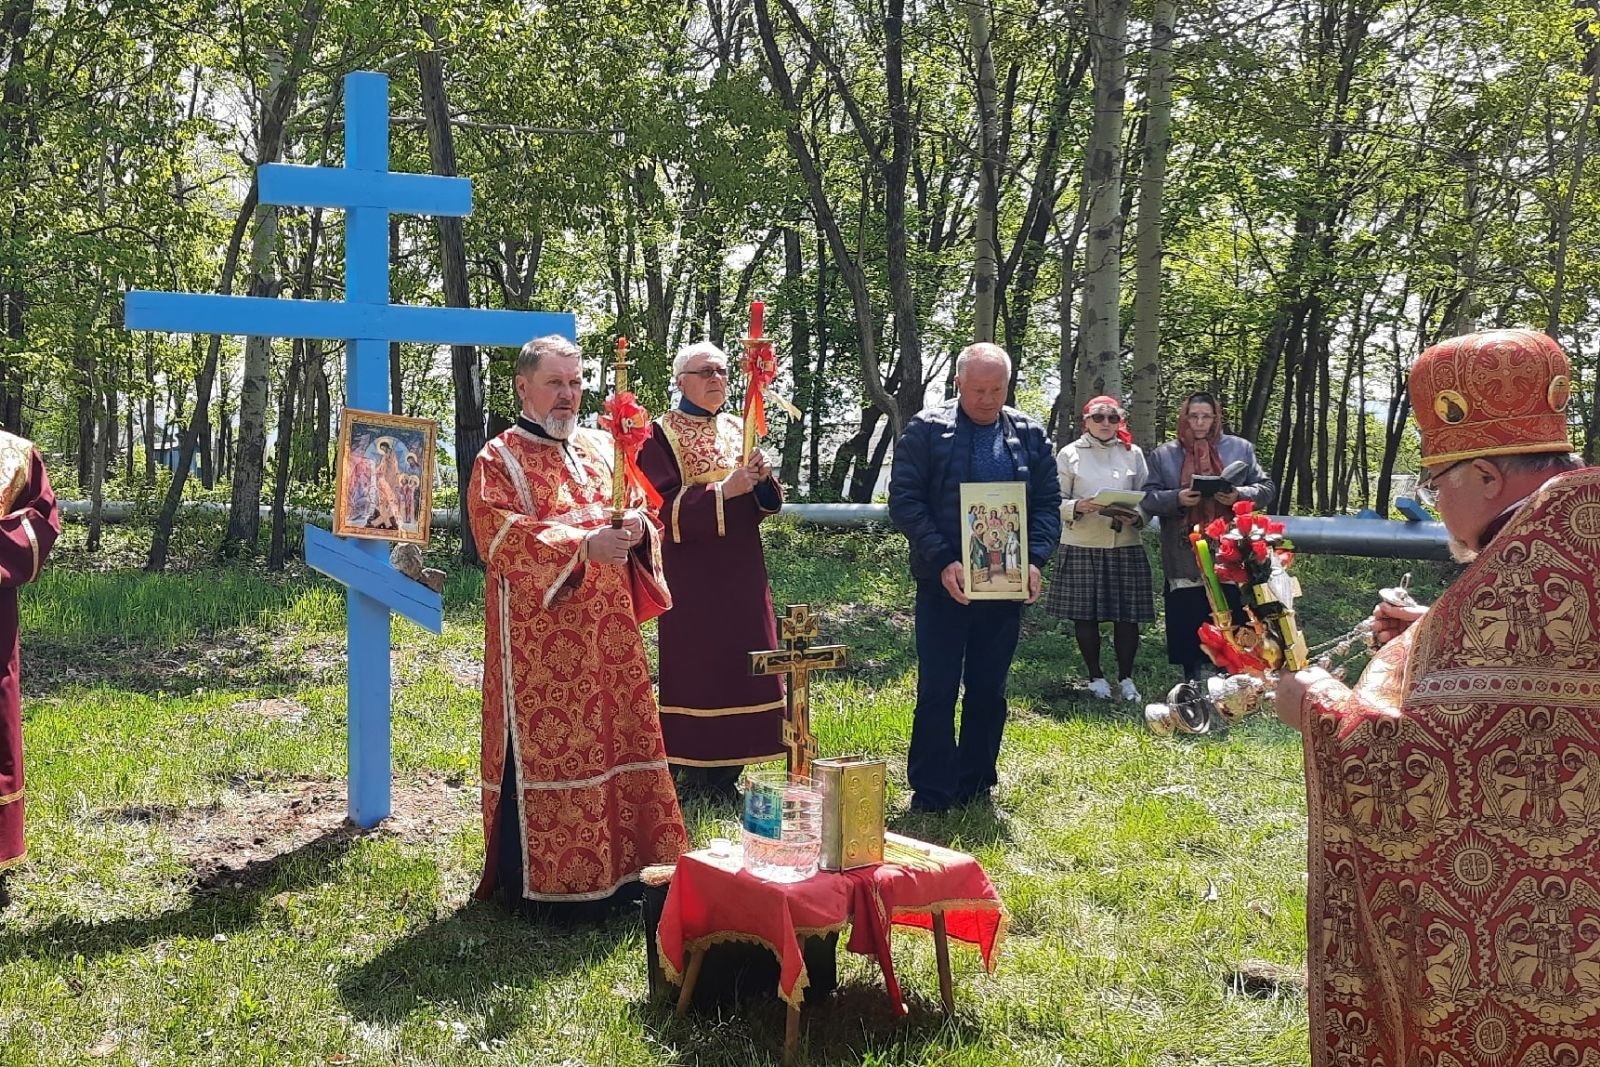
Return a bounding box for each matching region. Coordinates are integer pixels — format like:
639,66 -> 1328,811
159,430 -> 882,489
612,336 -> 629,525
749,300 -> 764,339
1191,532 -> 1229,618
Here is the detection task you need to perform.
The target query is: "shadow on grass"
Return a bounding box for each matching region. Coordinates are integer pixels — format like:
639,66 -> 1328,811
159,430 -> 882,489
889,800 -> 1014,848
0,827 -> 360,962
635,964 -> 981,1066
337,898 -> 632,1022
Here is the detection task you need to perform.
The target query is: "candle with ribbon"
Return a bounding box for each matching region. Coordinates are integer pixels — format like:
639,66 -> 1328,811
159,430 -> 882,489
741,300 -> 776,459
599,336 -> 661,528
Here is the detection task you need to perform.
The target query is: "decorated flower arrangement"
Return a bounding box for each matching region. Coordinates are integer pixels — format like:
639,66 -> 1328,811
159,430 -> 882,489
1189,500 -> 1308,674
1204,501 -> 1292,586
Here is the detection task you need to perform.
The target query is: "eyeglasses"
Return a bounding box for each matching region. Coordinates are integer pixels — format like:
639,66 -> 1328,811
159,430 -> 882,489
681,366 -> 729,380
1086,413 -> 1122,424
1416,460 -> 1468,506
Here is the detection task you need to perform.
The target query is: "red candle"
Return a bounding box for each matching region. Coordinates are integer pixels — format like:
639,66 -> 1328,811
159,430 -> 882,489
749,300 -> 764,339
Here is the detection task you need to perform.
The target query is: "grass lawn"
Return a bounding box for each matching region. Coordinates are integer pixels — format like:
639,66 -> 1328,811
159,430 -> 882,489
0,521 -> 1455,1066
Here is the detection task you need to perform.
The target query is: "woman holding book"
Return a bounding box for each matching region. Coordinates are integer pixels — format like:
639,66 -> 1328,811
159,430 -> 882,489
1142,392 -> 1274,684
1043,395 -> 1155,702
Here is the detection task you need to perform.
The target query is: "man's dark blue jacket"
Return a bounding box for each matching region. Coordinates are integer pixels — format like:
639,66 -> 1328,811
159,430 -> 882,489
887,400 -> 1061,585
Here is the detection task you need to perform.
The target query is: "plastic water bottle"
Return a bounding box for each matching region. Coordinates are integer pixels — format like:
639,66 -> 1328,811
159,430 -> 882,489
740,771 -> 822,883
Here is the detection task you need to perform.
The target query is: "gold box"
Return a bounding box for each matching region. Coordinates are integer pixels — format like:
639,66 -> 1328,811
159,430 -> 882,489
813,755 -> 887,871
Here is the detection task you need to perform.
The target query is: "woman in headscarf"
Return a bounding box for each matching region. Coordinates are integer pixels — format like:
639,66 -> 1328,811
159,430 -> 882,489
1042,396 -> 1156,703
1142,392 -> 1274,683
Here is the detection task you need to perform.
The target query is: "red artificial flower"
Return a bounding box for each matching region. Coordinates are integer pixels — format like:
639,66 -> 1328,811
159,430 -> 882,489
1235,513 -> 1256,535
1232,500 -> 1256,517
1251,540 -> 1270,562
1205,518 -> 1229,539
1265,520 -> 1287,536
1215,562 -> 1249,584
1277,550 -> 1295,568
1217,537 -> 1242,563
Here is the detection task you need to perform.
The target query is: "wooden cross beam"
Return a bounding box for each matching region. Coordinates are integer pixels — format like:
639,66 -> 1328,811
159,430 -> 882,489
748,604 -> 846,778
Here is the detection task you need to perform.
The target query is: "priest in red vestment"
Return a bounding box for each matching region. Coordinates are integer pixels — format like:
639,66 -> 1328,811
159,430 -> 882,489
1276,328 -> 1599,1066
637,342 -> 785,797
0,431 -> 60,913
466,335 -> 687,918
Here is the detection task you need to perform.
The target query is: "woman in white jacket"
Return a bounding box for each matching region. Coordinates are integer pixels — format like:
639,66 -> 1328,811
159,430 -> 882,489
1041,395 -> 1156,702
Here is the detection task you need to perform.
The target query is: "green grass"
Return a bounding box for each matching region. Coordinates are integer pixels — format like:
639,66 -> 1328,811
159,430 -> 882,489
1,522 -> 1456,1065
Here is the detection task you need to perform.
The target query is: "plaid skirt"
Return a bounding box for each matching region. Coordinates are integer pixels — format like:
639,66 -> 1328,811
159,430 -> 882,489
1042,543 -> 1157,623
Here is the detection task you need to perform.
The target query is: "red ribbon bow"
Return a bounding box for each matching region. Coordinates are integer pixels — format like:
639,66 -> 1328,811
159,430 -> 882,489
600,391 -> 663,508
742,339 -> 778,438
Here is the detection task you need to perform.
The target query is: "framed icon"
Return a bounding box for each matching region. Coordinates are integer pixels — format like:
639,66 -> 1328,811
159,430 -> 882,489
961,481 -> 1028,600
334,408 -> 437,544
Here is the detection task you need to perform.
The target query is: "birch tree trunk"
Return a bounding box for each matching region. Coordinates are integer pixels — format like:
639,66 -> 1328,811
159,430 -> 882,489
1074,0 -> 1129,410
969,0 -> 1000,344
1127,0 -> 1174,449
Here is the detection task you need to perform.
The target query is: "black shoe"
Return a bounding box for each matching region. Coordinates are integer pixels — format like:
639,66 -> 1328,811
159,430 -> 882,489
0,875 -> 11,914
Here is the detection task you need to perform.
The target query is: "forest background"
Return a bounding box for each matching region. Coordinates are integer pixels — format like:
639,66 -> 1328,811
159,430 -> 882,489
4,0 -> 1599,569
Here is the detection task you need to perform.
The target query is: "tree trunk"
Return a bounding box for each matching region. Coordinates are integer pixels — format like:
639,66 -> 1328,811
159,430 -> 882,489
388,215 -> 404,414
1548,45 -> 1600,339
419,12 -> 485,566
779,227 -> 812,488
268,337 -> 304,571
1074,0 -> 1129,410
1126,0 -> 1175,450
968,0 -> 1000,343
223,189 -> 282,558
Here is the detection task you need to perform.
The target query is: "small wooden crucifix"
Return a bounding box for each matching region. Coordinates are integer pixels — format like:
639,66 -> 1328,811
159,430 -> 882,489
748,604 -> 847,777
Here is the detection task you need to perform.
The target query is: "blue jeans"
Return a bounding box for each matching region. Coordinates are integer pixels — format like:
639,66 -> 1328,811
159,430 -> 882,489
907,580 -> 1023,809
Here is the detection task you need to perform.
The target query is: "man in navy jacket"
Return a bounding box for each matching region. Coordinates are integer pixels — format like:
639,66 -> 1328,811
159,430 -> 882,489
888,343 -> 1060,812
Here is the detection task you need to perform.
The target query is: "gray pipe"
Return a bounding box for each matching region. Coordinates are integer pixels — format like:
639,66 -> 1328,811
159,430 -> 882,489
57,499 -> 1450,559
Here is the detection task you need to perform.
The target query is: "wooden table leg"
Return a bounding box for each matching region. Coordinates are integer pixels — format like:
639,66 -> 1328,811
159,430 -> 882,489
675,947 -> 705,1017
784,999 -> 801,1066
932,913 -> 955,1014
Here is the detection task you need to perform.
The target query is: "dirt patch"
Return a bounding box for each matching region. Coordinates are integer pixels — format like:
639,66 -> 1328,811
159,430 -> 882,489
102,773 -> 477,890
232,697 -> 310,723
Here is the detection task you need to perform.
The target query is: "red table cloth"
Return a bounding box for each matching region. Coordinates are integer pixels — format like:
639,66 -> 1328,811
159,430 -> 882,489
656,833 -> 1006,1010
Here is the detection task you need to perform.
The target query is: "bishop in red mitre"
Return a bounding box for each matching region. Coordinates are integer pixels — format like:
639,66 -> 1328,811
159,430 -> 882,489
1277,329 -> 1599,1066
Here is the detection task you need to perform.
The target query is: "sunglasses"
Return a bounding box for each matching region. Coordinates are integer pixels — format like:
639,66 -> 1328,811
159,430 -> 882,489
1416,460 -> 1468,506
1086,412 -> 1122,424
681,366 -> 729,380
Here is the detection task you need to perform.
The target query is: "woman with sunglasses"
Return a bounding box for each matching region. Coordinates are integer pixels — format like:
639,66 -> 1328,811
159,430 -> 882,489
1143,392 -> 1274,684
1042,396 -> 1156,702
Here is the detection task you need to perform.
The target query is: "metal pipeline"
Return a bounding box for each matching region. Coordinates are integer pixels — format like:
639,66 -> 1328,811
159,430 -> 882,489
57,500 -> 1449,560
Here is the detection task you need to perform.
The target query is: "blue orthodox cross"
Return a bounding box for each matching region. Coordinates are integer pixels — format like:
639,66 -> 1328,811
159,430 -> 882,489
125,72 -> 573,827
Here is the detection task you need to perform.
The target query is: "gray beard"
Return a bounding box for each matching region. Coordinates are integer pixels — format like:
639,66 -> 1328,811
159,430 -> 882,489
1448,535 -> 1479,564
540,413 -> 577,440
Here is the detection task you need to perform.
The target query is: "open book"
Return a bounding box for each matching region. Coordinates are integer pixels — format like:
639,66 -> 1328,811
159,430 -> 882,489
1090,488 -> 1146,509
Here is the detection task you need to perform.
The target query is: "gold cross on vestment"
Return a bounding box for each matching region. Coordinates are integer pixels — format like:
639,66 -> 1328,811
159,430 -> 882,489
748,604 -> 847,778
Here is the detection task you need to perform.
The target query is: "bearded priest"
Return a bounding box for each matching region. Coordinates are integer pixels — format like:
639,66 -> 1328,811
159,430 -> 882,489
466,334 -> 686,920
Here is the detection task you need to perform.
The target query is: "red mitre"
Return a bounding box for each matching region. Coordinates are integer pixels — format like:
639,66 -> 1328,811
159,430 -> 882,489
1408,328 -> 1574,465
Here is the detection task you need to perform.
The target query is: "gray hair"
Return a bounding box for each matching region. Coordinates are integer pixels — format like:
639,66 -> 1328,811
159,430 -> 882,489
1491,451 -> 1584,478
955,342 -> 1012,377
673,341 -> 728,378
516,335 -> 581,378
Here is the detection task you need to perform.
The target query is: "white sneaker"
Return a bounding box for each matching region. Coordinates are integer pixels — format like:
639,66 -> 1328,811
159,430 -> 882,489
1119,677 -> 1142,703
1087,677 -> 1112,699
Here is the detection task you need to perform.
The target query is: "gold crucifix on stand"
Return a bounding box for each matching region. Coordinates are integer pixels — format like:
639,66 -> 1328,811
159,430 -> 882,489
748,604 -> 847,778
